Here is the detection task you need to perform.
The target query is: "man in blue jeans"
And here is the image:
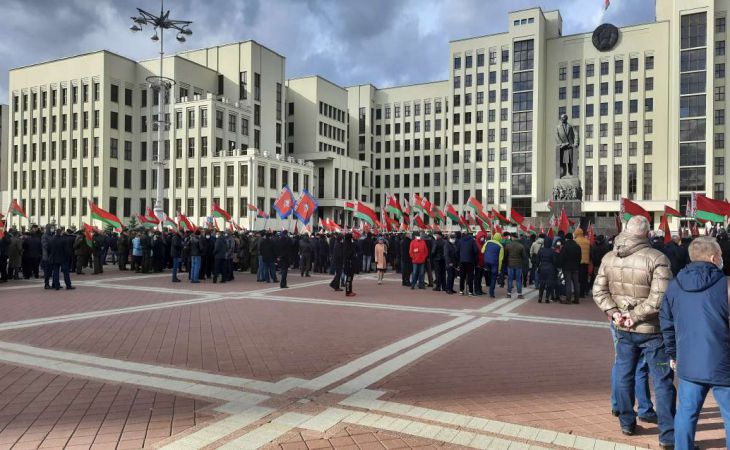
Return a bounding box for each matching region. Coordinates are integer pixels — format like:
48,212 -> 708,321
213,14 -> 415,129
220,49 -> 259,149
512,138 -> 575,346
504,232 -> 526,299
593,216 -> 675,448
482,233 -> 504,298
661,237 -> 730,450
610,323 -> 657,422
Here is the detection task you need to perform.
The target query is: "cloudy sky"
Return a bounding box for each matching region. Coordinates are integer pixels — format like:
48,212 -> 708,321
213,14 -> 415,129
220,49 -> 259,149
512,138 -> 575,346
0,0 -> 655,103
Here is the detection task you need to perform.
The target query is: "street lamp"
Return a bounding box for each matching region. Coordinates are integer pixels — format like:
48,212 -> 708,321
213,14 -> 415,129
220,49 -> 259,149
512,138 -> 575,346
130,0 -> 192,224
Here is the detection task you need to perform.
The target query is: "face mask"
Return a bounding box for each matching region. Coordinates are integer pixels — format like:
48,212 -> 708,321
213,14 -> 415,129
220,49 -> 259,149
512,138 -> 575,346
449,239 -> 455,243
206,235 -> 211,239
416,236 -> 421,240
717,256 -> 724,270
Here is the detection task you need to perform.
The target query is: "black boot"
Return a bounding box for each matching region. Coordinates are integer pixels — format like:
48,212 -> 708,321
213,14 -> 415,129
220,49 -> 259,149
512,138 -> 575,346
538,287 -> 544,303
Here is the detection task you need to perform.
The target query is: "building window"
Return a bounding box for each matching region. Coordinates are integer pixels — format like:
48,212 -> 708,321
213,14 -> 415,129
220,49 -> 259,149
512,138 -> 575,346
558,67 -> 566,81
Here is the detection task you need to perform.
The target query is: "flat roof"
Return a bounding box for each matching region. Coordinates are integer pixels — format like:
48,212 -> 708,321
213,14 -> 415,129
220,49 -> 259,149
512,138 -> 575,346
176,39 -> 287,60
287,75 -> 348,92
10,49 -> 137,72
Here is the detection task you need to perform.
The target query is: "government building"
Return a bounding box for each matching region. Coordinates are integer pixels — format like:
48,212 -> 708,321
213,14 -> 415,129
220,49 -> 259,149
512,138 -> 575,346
2,0 -> 727,229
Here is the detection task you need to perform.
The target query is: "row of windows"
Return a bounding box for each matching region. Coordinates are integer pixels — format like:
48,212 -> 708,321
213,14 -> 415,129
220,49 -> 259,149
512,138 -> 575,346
558,98 -> 654,118
558,56 -> 655,81
375,136 -> 446,153
558,78 -> 654,99
13,83 -> 102,112
319,101 -> 346,123
453,49 -> 510,71
376,100 -> 444,120
584,141 -> 654,159
584,164 -> 652,201
318,121 -> 346,143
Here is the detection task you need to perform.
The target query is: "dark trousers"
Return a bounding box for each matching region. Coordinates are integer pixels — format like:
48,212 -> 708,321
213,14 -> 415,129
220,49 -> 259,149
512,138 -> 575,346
579,263 -> 589,297
24,257 -> 40,278
425,260 -> 433,286
300,254 -> 312,276
433,260 -> 445,290
76,254 -> 89,274
330,268 -> 342,290
171,257 -> 181,280
118,251 -> 128,270
446,265 -> 456,292
474,266 -> 484,294
51,262 -> 72,289
345,273 -> 354,294
459,262 -> 474,294
280,264 -> 288,288
43,260 -> 52,287
401,259 -> 412,285
214,258 -> 226,282
564,269 -> 580,302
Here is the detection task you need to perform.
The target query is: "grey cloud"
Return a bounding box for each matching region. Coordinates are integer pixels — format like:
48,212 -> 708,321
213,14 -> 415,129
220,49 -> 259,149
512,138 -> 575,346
0,0 -> 655,103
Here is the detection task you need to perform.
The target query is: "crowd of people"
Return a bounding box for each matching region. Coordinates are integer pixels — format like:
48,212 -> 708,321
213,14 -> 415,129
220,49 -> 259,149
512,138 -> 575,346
3,217 -> 730,448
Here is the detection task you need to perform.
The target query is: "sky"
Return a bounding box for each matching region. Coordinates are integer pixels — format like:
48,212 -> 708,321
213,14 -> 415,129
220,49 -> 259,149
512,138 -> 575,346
0,0 -> 655,104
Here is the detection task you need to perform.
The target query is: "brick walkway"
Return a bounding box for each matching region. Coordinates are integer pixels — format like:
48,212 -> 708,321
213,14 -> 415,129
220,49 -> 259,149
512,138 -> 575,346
0,267 -> 724,449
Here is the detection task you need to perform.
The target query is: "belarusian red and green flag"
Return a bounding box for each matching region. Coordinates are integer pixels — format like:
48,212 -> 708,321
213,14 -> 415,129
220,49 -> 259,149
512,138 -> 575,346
510,208 -> 525,225
558,207 -> 570,234
491,209 -> 510,224
177,212 -> 195,231
8,199 -> 27,218
344,201 -> 355,212
89,200 -> 123,229
83,223 -> 95,248
211,203 -> 232,222
693,193 -> 730,223
664,205 -> 682,218
466,196 -> 485,216
163,214 -> 178,230
431,205 -> 446,223
137,213 -> 157,229
145,206 -> 160,224
445,203 -> 460,224
660,214 -> 672,244
355,201 -> 380,227
620,198 -> 651,222
386,194 -> 403,219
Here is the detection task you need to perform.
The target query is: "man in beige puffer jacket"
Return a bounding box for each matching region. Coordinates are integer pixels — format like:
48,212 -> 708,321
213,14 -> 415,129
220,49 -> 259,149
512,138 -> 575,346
593,215 -> 675,447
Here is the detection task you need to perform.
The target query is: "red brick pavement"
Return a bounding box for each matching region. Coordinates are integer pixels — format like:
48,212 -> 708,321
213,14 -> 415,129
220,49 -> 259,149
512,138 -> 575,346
0,363 -> 214,450
374,320 -> 727,449
511,295 -> 608,322
0,298 -> 446,382
0,287 -> 197,323
273,424 -> 445,449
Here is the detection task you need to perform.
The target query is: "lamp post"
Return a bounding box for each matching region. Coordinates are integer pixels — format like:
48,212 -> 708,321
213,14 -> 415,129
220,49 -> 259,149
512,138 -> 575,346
130,0 -> 192,224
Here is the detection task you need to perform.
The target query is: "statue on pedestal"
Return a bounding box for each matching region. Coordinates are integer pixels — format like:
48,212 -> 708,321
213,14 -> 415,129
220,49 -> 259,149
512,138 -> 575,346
556,113 -> 579,178
551,114 -> 582,201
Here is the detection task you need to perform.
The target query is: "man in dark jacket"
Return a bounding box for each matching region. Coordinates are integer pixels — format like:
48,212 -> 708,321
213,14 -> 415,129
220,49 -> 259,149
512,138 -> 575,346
299,235 -> 313,277
444,234 -> 458,294
431,233 -> 445,292
457,232 -> 478,296
559,232 -> 582,304
117,231 -> 130,271
660,236 -> 730,450
259,233 -> 277,283
189,232 -> 202,283
48,229 -> 74,290
22,232 -> 42,279
329,234 -> 344,291
277,232 -> 293,288
504,232 -> 528,299
362,234 -> 375,273
664,234 -> 690,277
170,233 -> 183,282
212,232 -> 228,283
590,235 -> 611,285
400,233 -> 412,287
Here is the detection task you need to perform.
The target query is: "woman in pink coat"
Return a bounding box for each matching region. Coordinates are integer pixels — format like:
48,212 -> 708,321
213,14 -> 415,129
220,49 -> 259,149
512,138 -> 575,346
374,237 -> 388,284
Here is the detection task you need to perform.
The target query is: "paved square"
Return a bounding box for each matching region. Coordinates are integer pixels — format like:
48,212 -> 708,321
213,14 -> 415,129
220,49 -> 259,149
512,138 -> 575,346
0,268 -> 724,449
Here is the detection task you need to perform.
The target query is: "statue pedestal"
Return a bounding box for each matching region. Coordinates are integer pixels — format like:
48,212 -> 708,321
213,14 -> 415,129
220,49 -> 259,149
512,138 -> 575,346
552,176 -> 583,223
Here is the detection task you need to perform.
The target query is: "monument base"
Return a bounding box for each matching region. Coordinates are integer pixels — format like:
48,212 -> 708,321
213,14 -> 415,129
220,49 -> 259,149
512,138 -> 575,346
552,176 -> 582,201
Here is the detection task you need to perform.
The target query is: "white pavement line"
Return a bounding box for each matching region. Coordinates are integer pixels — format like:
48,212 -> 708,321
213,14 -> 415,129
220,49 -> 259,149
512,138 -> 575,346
0,349 -> 269,405
0,295 -> 230,331
0,283 -> 43,291
247,278 -> 333,296
0,341 -> 303,394
340,390 -> 649,450
246,293 -> 462,316
505,313 -> 609,329
331,317 -> 492,395
157,405 -> 275,450
342,411 -> 549,450
297,407 -> 354,432
301,315 -> 474,391
477,298 -> 511,312
218,412 -> 312,450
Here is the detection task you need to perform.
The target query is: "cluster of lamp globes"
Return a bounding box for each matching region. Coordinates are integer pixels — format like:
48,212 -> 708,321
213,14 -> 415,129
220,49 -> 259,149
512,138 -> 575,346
129,13 -> 193,43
